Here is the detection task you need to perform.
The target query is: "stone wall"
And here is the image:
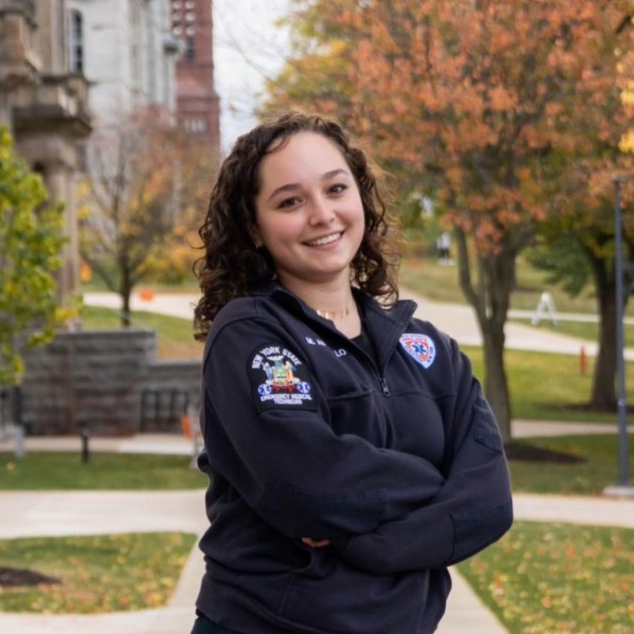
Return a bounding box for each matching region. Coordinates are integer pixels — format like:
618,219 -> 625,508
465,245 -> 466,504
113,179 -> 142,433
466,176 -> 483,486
140,359 -> 203,432
21,328 -> 202,436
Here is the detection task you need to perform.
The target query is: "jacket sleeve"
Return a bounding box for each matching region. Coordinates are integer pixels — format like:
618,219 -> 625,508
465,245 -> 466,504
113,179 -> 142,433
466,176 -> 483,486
203,317 -> 445,541
336,338 -> 513,574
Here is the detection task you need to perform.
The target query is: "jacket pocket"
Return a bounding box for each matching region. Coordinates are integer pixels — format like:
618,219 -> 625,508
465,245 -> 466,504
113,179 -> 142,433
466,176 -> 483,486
327,391 -> 386,445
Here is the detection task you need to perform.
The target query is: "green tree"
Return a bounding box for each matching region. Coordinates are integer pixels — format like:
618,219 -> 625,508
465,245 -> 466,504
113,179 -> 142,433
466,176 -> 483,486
0,127 -> 66,386
528,154 -> 634,411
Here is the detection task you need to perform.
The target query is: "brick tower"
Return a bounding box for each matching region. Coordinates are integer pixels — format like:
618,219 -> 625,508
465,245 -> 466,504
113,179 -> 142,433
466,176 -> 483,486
170,0 -> 220,151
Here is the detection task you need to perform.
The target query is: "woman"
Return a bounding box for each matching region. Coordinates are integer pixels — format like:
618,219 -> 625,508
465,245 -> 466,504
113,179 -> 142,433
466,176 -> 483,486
192,112 -> 513,634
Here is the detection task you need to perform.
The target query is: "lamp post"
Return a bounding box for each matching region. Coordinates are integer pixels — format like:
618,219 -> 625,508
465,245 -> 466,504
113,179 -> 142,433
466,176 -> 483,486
605,176 -> 633,497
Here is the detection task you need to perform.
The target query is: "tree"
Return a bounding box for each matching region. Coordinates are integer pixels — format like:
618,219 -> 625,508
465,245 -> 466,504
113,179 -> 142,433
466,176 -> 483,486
149,128 -> 220,286
528,152 -> 634,411
79,108 -> 180,326
263,0 -> 634,441
0,127 -> 67,386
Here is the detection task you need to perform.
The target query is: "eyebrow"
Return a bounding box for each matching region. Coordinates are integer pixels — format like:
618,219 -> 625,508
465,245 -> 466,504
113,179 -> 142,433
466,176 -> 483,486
266,168 -> 350,202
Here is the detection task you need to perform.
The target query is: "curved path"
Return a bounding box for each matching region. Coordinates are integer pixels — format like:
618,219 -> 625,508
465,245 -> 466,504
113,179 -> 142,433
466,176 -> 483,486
84,289 -> 634,358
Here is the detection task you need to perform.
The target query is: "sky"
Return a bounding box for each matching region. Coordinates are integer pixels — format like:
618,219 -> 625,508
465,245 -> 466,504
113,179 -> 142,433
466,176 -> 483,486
212,0 -> 292,150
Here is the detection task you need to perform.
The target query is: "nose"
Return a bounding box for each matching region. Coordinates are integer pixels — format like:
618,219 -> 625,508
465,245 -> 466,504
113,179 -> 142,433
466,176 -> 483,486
308,194 -> 335,225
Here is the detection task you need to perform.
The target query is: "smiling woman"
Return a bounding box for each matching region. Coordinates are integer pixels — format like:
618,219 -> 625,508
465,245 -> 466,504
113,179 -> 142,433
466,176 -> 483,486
252,131 -> 366,337
189,112 -> 513,634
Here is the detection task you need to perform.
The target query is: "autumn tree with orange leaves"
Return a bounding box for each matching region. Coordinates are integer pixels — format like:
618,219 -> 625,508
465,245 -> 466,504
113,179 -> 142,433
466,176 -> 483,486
79,109 -> 218,327
79,109 -> 181,326
263,0 -> 634,440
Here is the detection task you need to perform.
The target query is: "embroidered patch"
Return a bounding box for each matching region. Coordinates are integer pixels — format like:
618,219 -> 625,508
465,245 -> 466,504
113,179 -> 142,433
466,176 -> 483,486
248,344 -> 318,412
399,333 -> 436,369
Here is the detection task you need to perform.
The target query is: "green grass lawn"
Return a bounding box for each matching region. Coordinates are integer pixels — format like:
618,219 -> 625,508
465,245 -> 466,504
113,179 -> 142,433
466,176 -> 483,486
509,317 -> 634,349
400,255 -> 634,317
0,452 -> 207,490
508,435 -> 633,495
462,345 -> 634,422
0,532 -> 197,613
80,305 -> 202,359
1,436 -> 629,496
457,521 -> 634,634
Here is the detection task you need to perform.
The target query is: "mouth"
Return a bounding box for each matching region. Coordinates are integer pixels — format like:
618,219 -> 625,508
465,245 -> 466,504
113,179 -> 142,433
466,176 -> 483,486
304,231 -> 343,247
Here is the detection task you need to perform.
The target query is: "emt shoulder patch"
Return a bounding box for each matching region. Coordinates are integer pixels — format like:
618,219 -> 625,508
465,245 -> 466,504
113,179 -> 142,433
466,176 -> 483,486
399,333 -> 436,369
248,343 -> 318,412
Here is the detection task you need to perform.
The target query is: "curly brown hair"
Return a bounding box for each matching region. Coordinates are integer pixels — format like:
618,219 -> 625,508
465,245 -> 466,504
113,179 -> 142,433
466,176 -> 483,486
193,111 -> 399,340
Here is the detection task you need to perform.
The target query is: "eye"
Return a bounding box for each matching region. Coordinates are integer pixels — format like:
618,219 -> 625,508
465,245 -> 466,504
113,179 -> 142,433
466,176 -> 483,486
329,183 -> 348,195
277,196 -> 302,209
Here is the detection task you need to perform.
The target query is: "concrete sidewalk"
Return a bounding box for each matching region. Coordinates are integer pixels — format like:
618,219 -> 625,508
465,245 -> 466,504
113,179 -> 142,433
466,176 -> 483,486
2,428 -> 633,634
0,490 -> 207,634
2,486 -> 633,634
0,418 -> 619,457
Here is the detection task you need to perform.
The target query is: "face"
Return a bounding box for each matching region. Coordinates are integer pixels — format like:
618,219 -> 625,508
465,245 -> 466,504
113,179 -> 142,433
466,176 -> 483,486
253,131 -> 365,292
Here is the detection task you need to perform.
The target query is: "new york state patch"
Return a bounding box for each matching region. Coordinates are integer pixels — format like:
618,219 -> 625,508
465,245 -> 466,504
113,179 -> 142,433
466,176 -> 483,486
399,333 -> 436,369
248,343 -> 318,412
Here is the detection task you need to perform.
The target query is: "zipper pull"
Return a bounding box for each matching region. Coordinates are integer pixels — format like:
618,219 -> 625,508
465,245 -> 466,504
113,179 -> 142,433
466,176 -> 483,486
380,377 -> 390,396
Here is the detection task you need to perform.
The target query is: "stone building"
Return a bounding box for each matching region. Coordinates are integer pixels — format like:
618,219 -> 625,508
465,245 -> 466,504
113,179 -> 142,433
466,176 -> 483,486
1,1 -> 218,435
66,0 -> 182,125
0,0 -> 92,297
0,1 -> 193,297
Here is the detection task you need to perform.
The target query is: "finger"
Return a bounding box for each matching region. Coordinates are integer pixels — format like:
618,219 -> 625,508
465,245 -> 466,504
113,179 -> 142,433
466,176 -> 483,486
301,537 -> 331,548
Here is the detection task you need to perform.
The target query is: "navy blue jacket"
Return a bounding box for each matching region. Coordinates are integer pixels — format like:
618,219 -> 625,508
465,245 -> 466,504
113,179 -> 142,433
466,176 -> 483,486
196,284 -> 513,634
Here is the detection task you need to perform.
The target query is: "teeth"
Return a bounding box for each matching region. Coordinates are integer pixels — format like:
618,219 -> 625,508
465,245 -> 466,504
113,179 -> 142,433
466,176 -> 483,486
306,232 -> 341,246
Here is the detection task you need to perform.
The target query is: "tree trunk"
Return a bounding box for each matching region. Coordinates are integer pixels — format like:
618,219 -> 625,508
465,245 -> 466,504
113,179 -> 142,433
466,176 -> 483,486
455,228 -> 515,442
587,253 -> 617,410
481,321 -> 512,443
121,288 -> 132,327
120,262 -> 132,327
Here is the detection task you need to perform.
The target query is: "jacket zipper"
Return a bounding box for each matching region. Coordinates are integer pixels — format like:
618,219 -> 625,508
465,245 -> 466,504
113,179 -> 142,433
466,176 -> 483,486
270,285 -> 410,398
348,338 -> 392,397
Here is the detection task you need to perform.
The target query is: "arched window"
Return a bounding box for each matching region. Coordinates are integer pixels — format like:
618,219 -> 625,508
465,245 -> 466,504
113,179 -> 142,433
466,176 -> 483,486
69,9 -> 84,73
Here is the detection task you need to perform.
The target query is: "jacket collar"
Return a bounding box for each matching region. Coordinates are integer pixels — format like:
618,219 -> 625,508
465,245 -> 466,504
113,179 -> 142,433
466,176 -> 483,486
259,282 -> 418,369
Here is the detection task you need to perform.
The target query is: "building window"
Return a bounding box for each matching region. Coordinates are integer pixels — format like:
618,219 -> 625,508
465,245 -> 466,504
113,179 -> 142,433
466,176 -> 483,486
184,119 -> 206,134
185,36 -> 195,60
69,9 -> 84,73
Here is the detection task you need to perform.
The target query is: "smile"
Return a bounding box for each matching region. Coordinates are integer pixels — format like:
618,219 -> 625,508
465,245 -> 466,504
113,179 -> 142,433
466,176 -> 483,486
304,232 -> 343,247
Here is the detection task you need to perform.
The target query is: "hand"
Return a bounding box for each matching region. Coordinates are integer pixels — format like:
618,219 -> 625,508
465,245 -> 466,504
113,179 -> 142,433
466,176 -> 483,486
301,537 -> 331,548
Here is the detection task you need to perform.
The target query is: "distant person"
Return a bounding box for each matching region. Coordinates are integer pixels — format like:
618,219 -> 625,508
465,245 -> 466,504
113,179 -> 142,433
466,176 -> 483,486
531,291 -> 557,326
437,230 -> 453,264
191,112 -> 513,634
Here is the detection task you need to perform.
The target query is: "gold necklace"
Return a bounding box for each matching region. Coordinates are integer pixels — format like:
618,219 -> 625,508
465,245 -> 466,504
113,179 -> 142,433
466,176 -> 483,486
316,306 -> 351,320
